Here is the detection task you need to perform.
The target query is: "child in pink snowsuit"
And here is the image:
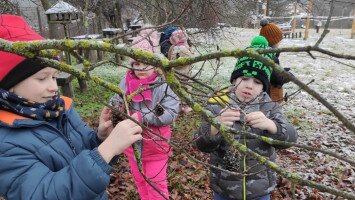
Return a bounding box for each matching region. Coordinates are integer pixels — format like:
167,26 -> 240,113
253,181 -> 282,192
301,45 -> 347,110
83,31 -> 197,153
110,28 -> 180,200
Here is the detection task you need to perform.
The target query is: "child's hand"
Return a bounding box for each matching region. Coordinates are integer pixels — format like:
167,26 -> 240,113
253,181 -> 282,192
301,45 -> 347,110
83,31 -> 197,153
245,111 -> 277,134
98,113 -> 143,163
211,107 -> 240,136
218,107 -> 241,127
110,113 -> 143,154
97,106 -> 113,140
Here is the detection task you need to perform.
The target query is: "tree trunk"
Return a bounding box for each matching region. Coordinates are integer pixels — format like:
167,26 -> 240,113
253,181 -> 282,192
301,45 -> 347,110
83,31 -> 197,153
95,6 -> 104,60
114,1 -> 123,29
114,1 -> 128,43
95,6 -> 103,34
114,1 -> 124,62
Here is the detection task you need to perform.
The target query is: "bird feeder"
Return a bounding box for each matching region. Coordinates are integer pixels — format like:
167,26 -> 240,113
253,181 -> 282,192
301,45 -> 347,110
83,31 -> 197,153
45,1 -> 79,65
45,0 -> 79,24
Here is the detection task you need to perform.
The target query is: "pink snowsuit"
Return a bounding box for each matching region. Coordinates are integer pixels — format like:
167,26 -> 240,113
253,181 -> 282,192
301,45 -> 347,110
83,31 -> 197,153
110,70 -> 180,199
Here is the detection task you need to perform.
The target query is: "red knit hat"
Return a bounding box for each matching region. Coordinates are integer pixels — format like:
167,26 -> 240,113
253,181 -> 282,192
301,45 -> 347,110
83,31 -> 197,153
0,14 -> 46,90
259,19 -> 283,47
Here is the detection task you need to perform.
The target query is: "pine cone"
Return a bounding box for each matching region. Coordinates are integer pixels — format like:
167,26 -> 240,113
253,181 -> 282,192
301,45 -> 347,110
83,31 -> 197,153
222,148 -> 241,172
111,108 -> 126,127
154,104 -> 165,116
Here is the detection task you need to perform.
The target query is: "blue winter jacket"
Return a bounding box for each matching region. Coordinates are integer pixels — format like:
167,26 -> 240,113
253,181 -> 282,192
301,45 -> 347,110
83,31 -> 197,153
0,96 -> 111,200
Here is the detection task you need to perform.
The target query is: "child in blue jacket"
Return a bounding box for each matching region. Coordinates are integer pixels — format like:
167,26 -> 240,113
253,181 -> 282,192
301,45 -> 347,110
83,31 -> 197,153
0,14 -> 143,200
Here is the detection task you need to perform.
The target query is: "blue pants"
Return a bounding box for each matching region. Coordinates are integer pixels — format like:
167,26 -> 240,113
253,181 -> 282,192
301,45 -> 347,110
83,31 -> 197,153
214,193 -> 270,200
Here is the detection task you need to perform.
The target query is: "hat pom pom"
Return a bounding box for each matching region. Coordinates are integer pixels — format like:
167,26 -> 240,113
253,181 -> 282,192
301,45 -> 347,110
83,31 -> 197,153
131,25 -> 160,53
260,18 -> 269,27
250,36 -> 269,46
138,27 -> 159,43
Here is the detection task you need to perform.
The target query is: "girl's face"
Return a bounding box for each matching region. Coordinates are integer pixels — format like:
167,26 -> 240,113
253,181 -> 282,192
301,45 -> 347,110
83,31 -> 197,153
170,30 -> 187,45
132,62 -> 155,79
233,76 -> 263,102
10,67 -> 59,103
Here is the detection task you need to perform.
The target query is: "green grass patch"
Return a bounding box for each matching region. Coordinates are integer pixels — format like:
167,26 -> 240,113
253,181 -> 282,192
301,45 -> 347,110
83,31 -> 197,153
70,79 -> 115,126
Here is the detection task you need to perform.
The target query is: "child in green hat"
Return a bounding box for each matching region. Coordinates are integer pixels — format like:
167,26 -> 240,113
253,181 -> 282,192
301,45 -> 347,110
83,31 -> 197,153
194,36 -> 297,200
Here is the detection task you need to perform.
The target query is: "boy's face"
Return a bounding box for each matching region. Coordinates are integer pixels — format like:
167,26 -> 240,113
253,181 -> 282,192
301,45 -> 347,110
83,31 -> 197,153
233,76 -> 263,102
10,67 -> 59,103
132,62 -> 155,79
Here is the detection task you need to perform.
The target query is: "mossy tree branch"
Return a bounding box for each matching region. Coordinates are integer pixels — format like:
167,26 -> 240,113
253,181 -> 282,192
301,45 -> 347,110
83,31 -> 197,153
0,38 -> 354,199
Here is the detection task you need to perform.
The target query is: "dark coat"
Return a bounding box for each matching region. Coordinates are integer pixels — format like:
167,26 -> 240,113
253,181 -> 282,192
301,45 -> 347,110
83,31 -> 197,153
195,92 -> 297,199
270,53 -> 293,87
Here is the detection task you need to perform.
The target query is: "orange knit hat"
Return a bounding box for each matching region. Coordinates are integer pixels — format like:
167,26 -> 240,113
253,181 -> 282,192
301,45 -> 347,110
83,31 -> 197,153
259,19 -> 283,47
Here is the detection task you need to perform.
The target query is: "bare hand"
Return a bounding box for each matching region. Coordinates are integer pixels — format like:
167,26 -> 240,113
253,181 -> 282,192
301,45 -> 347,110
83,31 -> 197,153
98,113 -> 143,163
218,107 -> 241,127
97,106 -> 113,140
245,111 -> 277,133
211,107 -> 240,136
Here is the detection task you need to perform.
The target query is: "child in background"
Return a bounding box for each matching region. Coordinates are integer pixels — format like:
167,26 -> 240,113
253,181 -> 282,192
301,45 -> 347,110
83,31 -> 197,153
159,25 -> 178,58
0,14 -> 143,200
194,36 -> 297,200
110,28 -> 180,200
160,25 -> 194,113
168,28 -> 194,113
259,18 -> 293,103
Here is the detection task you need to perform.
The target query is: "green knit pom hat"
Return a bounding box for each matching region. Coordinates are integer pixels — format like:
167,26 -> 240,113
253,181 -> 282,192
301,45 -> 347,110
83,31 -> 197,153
251,35 -> 269,46
230,36 -> 275,92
